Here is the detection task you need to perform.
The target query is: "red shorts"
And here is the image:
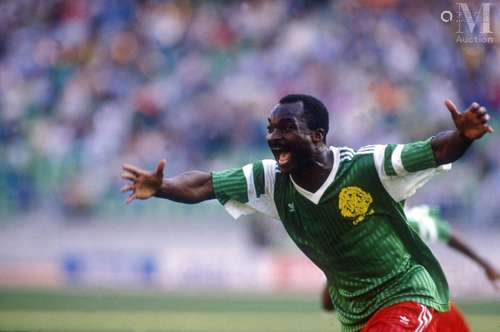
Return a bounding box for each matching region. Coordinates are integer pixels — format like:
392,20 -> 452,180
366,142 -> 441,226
361,301 -> 470,332
434,302 -> 470,332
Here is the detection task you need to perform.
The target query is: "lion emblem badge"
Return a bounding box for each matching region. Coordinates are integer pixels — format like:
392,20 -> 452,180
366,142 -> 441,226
338,186 -> 374,225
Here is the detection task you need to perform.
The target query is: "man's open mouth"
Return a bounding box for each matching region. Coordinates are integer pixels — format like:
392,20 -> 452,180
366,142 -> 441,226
278,151 -> 292,165
271,147 -> 293,166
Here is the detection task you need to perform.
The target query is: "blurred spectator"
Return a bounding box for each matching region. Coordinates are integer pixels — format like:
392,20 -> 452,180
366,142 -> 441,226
0,0 -> 498,224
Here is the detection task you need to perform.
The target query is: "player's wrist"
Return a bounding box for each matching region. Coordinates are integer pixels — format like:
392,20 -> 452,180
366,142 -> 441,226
456,130 -> 474,144
153,179 -> 169,198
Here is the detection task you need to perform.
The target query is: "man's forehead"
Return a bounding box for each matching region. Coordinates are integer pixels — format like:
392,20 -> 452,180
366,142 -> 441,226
269,101 -> 304,120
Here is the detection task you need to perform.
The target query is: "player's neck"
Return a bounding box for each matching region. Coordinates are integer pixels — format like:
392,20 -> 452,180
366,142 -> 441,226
291,146 -> 333,193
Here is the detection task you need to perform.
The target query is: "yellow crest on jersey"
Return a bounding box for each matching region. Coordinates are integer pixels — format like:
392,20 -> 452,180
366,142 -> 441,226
338,186 -> 374,225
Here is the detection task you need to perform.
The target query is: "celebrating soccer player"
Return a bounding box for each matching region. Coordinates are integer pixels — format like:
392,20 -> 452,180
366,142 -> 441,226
121,94 -> 493,331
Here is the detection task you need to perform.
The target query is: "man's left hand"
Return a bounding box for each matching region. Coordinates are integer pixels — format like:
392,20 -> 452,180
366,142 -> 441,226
445,100 -> 493,141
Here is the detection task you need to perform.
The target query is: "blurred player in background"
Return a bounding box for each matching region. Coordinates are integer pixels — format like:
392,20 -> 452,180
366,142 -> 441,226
121,94 -> 492,331
321,204 -> 500,331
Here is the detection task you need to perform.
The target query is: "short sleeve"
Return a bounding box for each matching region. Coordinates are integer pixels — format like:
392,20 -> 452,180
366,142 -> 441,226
372,138 -> 451,202
211,160 -> 279,220
405,205 -> 451,244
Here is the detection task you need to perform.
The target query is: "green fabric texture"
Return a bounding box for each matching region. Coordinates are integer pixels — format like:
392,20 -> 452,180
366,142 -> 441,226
211,168 -> 248,205
212,143 -> 449,332
401,138 -> 437,172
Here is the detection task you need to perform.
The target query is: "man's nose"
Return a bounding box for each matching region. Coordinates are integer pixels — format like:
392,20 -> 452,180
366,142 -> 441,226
267,129 -> 282,142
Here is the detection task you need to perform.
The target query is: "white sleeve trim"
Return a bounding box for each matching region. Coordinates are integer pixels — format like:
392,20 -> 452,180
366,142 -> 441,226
373,145 -> 452,202
242,163 -> 256,201
391,144 -> 408,176
262,159 -> 277,198
222,161 -> 279,220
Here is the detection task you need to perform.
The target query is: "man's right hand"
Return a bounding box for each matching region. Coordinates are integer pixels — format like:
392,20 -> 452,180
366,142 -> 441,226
121,160 -> 166,204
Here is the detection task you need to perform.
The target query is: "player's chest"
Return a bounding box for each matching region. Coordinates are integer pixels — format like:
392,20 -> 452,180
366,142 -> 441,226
275,178 -> 382,240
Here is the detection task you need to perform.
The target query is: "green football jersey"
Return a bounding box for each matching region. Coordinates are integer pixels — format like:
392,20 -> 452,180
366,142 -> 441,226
406,205 -> 452,244
212,138 -> 451,332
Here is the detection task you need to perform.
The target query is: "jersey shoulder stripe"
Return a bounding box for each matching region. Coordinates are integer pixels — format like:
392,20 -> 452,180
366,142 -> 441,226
339,147 -> 355,162
339,147 -> 355,155
356,145 -> 375,154
340,155 -> 353,162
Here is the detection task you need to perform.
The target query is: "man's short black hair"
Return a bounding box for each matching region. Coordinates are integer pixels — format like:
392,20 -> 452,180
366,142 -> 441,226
279,94 -> 329,141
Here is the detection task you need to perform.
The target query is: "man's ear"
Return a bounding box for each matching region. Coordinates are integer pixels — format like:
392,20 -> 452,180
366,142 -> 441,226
313,129 -> 325,143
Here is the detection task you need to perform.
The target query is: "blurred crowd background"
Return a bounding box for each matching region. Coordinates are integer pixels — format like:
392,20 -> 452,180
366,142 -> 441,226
0,0 -> 499,299
0,0 -> 499,224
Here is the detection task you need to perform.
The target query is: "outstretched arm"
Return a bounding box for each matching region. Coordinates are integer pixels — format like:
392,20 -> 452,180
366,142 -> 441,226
448,233 -> 500,290
432,100 -> 493,165
121,160 -> 215,204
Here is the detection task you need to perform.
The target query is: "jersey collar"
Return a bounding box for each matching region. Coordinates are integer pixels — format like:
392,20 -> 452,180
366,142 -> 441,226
290,146 -> 340,205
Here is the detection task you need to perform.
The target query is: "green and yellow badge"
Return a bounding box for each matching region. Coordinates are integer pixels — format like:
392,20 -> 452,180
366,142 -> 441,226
339,186 -> 374,225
